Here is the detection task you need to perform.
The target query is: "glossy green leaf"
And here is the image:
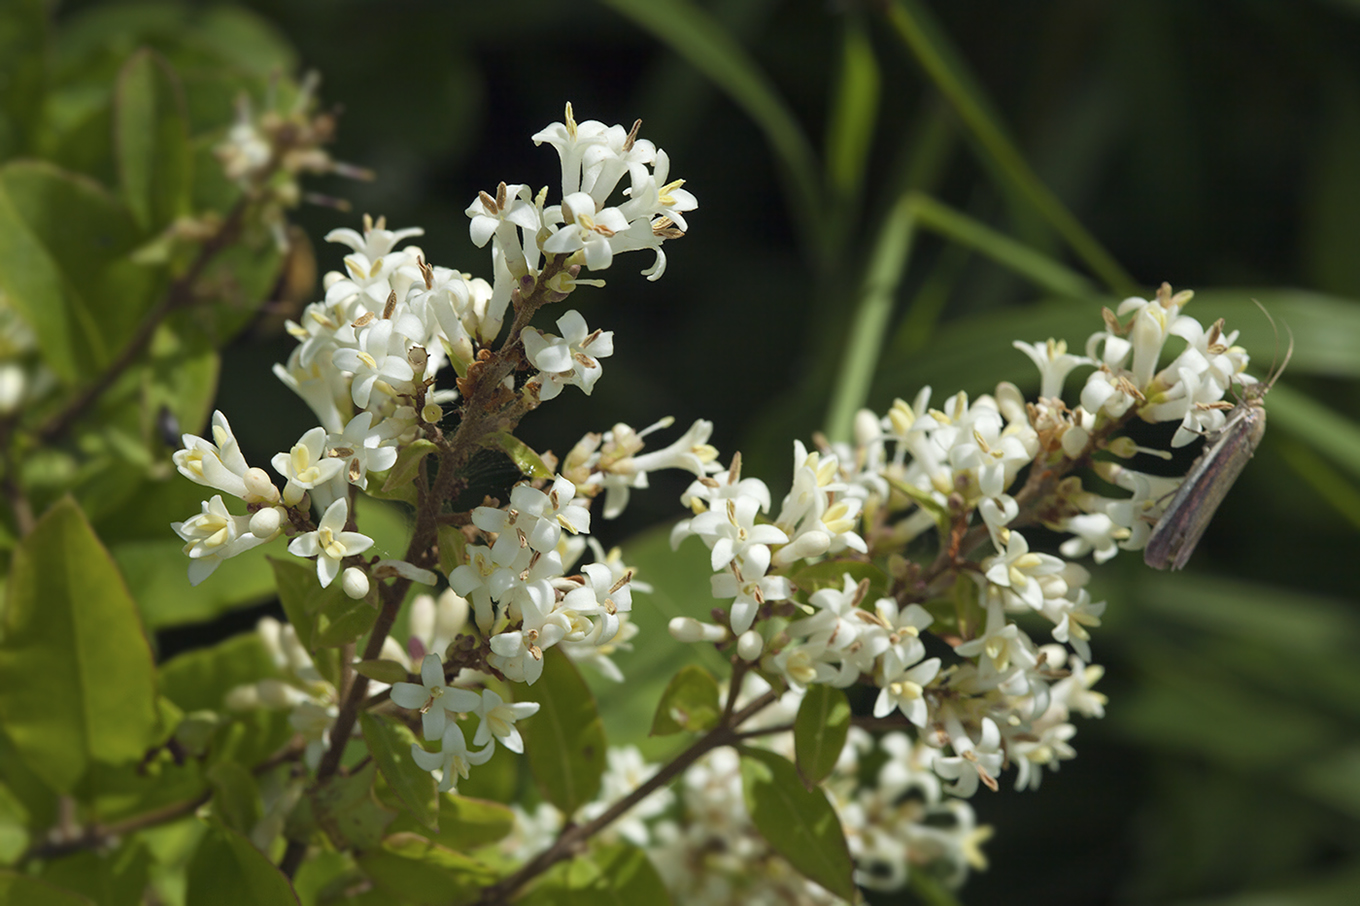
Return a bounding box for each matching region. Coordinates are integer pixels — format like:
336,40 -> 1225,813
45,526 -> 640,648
0,873 -> 96,906
516,648 -> 607,814
358,833 -> 498,905
0,497 -> 159,793
359,712 -> 438,833
739,747 -> 855,900
794,685 -> 851,787
430,795 -> 514,851
185,821 -> 300,906
520,843 -> 672,906
383,439 -> 438,493
487,432 -> 552,480
649,664 -> 720,736
788,560 -> 887,602
114,50 -> 191,233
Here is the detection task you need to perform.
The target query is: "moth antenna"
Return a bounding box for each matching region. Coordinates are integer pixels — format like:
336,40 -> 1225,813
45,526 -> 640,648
1248,298 -> 1292,395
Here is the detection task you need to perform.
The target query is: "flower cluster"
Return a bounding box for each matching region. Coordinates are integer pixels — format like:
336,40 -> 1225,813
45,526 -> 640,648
173,104 -> 700,792
666,283 -> 1245,806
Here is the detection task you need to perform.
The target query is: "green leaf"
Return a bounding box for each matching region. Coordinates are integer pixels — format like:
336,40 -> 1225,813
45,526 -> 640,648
382,439 -> 438,494
437,524 -> 466,579
314,598 -> 378,649
739,747 -> 855,900
486,432 -> 552,480
430,795 -> 514,851
520,843 -> 672,906
0,498 -> 160,793
114,50 -> 191,233
359,712 -> 438,833
354,659 -> 410,686
206,761 -> 262,835
271,556 -> 346,650
185,821 -> 300,906
358,833 -> 498,905
649,665 -> 720,736
312,762 -> 396,851
0,873 -> 96,906
788,560 -> 887,601
0,181 -> 89,383
158,632 -> 278,714
113,535 -> 277,630
793,686 -> 851,787
36,842 -> 151,906
516,648 -> 607,814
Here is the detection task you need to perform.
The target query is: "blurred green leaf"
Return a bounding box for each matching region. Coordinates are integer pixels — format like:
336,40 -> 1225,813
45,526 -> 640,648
354,658 -> 410,686
357,832 -> 498,905
649,664 -> 720,736
516,648 -> 607,815
114,534 -> 278,630
158,631 -> 278,714
519,843 -> 672,906
0,498 -> 160,793
0,0 -> 46,160
206,761 -> 261,836
793,685 -> 850,787
739,747 -> 855,900
36,843 -> 151,906
0,873 -> 96,906
1266,384 -> 1360,480
313,762 -> 396,851
272,556 -> 346,650
1302,86 -> 1360,299
185,821 -> 300,906
114,49 -> 191,233
0,160 -> 161,365
314,597 -> 378,648
360,712 -> 439,834
388,793 -> 516,852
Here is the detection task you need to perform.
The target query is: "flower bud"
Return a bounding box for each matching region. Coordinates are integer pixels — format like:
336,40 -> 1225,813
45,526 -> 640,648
668,617 -> 727,644
342,567 -> 370,599
736,630 -> 763,661
249,506 -> 284,538
243,467 -> 280,505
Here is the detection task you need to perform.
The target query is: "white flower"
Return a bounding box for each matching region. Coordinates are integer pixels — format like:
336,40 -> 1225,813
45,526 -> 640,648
410,722 -> 494,793
391,654 -> 481,741
873,657 -> 941,727
172,495 -> 269,585
472,689 -> 540,754
523,310 -> 614,401
287,498 -> 374,588
272,426 -> 345,506
1013,338 -> 1088,400
174,411 -> 278,504
326,411 -> 399,491
331,318 -> 417,409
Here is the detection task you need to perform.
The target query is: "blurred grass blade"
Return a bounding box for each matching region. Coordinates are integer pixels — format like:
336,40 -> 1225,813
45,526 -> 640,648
601,0 -> 825,261
882,0 -> 1136,295
1266,383 -> 1360,480
824,15 -> 880,260
1275,437 -> 1360,531
825,191 -> 917,443
825,191 -> 1099,441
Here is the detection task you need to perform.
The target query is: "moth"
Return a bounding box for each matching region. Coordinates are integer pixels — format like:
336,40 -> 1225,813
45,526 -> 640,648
1143,318 -> 1292,570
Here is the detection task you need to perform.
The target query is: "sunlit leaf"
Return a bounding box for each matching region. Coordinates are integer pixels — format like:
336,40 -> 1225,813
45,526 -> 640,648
516,648 -> 607,814
360,712 -> 438,833
114,50 -> 191,233
794,685 -> 850,787
185,821 -> 300,906
649,665 -> 720,736
0,498 -> 160,792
